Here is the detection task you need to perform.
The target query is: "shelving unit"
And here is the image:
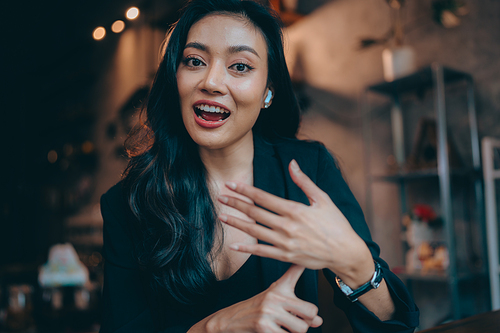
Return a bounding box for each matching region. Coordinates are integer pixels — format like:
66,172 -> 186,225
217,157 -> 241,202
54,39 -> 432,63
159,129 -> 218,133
362,63 -> 486,321
481,137 -> 500,310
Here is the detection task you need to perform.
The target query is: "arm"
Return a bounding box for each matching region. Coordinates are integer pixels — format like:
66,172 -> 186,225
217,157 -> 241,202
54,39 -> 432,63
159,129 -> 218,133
314,146 -> 419,331
98,189 -> 189,333
101,188 -> 197,332
188,265 -> 322,333
100,186 -> 322,333
217,146 -> 419,332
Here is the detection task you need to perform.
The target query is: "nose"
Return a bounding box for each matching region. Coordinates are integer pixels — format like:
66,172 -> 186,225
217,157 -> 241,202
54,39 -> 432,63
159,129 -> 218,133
200,61 -> 228,95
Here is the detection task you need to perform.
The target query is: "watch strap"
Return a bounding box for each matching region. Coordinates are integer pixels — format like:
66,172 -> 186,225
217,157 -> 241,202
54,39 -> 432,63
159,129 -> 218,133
335,261 -> 383,302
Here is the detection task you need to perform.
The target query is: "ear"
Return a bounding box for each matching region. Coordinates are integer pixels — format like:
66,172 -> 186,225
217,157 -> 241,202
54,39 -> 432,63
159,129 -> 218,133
262,87 -> 274,109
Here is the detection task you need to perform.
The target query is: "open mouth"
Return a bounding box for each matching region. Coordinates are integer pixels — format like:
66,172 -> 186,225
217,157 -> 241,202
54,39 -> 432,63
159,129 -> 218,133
194,104 -> 231,122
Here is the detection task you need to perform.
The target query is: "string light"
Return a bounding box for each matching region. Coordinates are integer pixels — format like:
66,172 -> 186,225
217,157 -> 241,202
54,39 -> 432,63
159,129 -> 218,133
93,27 -> 106,40
93,6 -> 140,42
111,20 -> 125,33
126,7 -> 140,20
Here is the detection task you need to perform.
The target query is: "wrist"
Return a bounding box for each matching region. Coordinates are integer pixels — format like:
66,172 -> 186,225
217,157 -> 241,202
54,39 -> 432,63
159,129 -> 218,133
335,260 -> 383,302
329,255 -> 375,289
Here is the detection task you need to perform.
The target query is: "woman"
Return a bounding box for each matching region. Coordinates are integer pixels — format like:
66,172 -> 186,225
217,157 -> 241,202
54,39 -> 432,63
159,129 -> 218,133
100,0 -> 419,332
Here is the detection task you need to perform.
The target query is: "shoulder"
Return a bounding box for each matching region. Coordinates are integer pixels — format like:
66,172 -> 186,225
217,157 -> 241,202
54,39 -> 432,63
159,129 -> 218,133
101,182 -> 130,225
268,136 -> 326,155
265,136 -> 337,175
264,135 -> 330,160
101,181 -> 126,207
101,181 -> 140,268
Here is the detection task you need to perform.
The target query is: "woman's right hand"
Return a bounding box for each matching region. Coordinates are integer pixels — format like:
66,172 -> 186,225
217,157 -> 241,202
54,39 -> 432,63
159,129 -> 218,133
189,265 -> 322,333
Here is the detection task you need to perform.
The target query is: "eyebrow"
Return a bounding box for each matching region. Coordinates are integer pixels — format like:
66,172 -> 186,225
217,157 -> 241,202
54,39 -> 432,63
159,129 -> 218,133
228,45 -> 260,58
184,42 -> 261,59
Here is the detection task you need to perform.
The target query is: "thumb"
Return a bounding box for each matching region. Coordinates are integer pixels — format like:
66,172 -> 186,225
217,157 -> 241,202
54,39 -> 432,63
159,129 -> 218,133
274,264 -> 306,292
289,160 -> 324,206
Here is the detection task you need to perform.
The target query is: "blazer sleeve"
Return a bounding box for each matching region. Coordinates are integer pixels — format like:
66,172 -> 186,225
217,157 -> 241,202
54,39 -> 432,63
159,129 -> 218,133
100,185 -> 192,333
314,145 -> 419,333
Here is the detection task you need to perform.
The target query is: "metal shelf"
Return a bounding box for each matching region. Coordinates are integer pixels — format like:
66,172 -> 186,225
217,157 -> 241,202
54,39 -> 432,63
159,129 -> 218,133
367,66 -> 472,97
363,63 -> 485,321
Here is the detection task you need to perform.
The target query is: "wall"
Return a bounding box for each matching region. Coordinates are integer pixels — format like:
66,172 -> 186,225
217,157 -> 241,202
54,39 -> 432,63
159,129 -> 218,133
62,23 -> 165,260
90,24 -> 165,202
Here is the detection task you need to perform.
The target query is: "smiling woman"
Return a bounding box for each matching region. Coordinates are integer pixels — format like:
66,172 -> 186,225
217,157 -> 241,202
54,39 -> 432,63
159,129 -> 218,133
99,1 -> 419,332
177,14 -> 270,151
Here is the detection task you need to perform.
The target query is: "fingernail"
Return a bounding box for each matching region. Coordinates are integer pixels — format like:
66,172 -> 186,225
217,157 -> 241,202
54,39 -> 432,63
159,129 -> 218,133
219,214 -> 228,222
219,195 -> 228,204
226,181 -> 237,190
290,159 -> 300,173
229,244 -> 239,250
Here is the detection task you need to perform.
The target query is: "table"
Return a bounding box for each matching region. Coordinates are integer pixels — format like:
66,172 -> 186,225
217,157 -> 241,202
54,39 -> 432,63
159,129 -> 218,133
419,309 -> 500,333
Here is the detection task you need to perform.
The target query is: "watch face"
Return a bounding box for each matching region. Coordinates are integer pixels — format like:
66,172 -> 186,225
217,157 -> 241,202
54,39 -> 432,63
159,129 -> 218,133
336,278 -> 353,295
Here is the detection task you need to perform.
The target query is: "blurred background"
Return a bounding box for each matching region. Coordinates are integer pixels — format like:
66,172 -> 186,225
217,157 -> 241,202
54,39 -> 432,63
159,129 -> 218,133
2,0 -> 500,332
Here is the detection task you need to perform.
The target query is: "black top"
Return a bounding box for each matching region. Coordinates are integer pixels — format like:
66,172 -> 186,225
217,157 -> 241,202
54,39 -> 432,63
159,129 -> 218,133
100,135 -> 419,332
212,255 -> 264,312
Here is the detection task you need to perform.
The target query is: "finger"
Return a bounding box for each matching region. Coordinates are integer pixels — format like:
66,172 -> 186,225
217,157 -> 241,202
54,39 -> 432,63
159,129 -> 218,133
281,297 -> 320,323
229,243 -> 293,263
225,181 -> 296,217
311,315 -> 323,328
220,214 -> 285,246
275,264 -> 305,290
288,160 -> 326,206
279,299 -> 323,330
275,311 -> 310,333
218,195 -> 284,229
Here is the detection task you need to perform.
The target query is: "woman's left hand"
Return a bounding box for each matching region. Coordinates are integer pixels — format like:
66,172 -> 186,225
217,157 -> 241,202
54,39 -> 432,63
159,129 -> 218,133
218,159 -> 372,274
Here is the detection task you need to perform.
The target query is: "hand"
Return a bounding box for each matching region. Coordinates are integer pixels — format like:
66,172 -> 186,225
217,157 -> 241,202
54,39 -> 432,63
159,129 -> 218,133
218,160 -> 373,281
201,265 -> 322,333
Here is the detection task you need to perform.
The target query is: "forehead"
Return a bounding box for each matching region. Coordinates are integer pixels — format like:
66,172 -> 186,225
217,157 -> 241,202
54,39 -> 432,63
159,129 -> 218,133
185,13 -> 267,53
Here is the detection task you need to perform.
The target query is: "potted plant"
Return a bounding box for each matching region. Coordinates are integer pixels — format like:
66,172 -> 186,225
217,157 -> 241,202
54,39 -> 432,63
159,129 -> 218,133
402,204 -> 446,273
360,0 -> 468,81
359,0 -> 415,81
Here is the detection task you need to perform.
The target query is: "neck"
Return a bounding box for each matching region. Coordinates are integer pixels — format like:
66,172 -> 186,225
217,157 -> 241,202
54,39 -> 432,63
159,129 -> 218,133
198,132 -> 254,184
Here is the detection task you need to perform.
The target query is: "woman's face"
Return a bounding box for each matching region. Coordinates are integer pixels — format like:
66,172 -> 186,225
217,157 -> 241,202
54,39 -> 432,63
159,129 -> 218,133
176,14 -> 270,151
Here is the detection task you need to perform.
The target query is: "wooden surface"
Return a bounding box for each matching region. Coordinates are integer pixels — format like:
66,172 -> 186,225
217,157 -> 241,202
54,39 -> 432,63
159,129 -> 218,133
419,309 -> 500,333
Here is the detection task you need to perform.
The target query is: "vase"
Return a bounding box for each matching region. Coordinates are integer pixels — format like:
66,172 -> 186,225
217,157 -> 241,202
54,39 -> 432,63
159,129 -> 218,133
382,46 -> 416,82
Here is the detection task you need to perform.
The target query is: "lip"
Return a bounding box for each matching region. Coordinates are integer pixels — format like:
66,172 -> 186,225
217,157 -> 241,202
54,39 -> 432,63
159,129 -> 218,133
193,100 -> 231,129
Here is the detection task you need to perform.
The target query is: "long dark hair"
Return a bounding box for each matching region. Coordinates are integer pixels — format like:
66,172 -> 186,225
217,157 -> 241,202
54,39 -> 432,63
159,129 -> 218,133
122,0 -> 300,304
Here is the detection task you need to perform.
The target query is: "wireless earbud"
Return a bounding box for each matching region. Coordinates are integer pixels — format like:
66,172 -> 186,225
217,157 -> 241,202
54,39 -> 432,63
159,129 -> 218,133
264,90 -> 272,104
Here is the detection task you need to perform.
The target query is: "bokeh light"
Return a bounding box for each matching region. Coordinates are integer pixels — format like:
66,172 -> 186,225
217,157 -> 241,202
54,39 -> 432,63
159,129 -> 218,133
81,141 -> 94,154
126,7 -> 140,20
111,20 -> 125,33
47,150 -> 58,163
93,27 -> 106,40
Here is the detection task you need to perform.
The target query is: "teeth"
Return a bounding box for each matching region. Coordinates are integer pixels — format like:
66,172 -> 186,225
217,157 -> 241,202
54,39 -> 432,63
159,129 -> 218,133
196,104 -> 229,113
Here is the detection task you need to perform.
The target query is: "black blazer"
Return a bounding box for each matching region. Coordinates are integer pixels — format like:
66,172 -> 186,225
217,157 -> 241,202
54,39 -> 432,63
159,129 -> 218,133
100,135 -> 419,333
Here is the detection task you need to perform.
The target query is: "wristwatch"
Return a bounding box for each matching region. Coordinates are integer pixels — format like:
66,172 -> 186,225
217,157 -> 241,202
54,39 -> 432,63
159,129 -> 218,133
335,261 -> 383,302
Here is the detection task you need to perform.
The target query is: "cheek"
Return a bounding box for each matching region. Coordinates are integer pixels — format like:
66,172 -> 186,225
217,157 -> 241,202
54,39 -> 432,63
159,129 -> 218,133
176,75 -> 188,102
232,79 -> 267,107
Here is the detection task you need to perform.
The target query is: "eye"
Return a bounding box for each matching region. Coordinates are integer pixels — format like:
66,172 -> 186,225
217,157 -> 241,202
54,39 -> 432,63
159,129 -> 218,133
230,62 -> 253,73
190,58 -> 202,66
183,56 -> 205,67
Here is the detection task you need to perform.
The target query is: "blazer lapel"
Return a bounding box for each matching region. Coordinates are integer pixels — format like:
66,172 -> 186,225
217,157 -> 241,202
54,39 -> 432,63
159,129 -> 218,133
252,134 -> 291,288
